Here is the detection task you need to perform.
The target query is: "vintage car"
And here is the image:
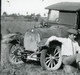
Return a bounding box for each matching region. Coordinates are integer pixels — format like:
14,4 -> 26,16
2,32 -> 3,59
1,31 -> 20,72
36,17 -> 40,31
5,2 -> 80,70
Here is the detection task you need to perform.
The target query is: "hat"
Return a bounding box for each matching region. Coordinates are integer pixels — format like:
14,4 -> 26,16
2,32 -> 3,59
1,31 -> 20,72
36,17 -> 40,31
67,29 -> 78,35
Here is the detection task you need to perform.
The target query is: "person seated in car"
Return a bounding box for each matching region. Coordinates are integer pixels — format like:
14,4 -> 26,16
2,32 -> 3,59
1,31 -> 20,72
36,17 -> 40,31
45,28 -> 80,70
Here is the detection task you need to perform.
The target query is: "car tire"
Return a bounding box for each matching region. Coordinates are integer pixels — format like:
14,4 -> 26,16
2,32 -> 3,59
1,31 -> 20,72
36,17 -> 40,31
8,44 -> 24,65
40,46 -> 62,70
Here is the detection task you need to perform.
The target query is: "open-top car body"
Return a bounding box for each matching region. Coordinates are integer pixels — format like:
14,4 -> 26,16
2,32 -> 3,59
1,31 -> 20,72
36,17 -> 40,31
7,2 -> 80,70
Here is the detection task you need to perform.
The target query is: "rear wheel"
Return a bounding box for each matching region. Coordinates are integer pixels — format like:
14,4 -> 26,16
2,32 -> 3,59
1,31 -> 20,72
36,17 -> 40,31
40,46 -> 62,70
8,44 -> 24,64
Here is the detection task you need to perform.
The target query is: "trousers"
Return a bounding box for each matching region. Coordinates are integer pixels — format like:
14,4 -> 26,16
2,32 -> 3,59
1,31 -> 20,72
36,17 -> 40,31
62,54 -> 80,65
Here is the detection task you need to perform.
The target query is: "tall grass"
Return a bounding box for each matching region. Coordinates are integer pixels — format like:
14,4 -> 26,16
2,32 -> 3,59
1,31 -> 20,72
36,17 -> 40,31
1,18 -> 80,75
1,19 -> 40,36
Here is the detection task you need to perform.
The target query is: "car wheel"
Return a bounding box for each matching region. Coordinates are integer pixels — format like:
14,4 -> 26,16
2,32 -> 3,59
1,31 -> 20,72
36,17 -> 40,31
8,44 -> 24,65
40,46 -> 62,70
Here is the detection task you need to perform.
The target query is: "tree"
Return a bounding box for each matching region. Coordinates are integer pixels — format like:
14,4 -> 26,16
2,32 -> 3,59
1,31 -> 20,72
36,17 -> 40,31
26,12 -> 28,15
31,13 -> 35,17
36,14 -> 41,17
35,14 -> 41,21
3,12 -> 8,16
44,13 -> 46,17
18,13 -> 20,16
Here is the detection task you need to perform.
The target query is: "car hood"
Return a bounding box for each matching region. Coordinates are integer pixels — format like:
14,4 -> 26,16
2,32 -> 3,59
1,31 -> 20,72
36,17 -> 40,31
26,24 -> 69,40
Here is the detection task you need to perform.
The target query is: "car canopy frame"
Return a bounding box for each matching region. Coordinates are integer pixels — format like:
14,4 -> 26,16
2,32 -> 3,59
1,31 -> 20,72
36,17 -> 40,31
45,2 -> 80,12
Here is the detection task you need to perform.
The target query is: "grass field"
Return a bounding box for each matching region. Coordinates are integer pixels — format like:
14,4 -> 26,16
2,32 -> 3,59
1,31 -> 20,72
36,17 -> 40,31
0,60 -> 63,75
0,60 -> 80,75
1,19 -> 40,36
1,18 -> 80,75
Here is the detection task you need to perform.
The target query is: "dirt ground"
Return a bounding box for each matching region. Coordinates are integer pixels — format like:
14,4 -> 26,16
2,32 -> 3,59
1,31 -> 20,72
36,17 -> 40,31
0,42 -> 80,75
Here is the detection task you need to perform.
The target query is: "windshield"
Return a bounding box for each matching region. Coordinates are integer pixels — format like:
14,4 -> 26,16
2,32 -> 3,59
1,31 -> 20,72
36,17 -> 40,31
48,10 -> 77,25
48,10 -> 59,23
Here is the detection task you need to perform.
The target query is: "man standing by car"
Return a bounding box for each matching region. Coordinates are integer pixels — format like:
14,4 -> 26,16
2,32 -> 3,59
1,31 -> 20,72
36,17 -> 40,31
45,29 -> 80,71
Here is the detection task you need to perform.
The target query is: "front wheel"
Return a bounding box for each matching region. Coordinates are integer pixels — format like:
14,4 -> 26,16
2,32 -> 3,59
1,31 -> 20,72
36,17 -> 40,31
8,44 -> 24,65
40,46 -> 62,70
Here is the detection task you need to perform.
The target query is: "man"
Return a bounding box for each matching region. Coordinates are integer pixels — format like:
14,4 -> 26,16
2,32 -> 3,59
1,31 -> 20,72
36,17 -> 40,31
45,29 -> 80,70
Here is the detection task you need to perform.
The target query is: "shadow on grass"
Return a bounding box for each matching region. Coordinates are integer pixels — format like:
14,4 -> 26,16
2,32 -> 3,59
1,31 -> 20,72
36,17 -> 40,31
25,60 -> 41,66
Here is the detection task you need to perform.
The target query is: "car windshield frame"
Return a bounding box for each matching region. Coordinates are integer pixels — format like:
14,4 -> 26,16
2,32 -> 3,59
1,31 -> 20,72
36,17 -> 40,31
48,10 -> 59,23
48,10 -> 77,26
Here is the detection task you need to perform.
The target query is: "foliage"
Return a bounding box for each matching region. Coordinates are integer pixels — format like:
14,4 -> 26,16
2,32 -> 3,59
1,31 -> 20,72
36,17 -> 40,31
2,12 -> 42,21
3,12 -> 8,16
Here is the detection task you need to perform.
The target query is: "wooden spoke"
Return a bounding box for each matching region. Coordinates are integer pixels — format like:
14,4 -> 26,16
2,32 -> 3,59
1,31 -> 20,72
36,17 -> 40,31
53,61 -> 56,66
54,56 -> 59,59
45,59 -> 51,64
12,55 -> 15,60
11,46 -> 16,53
10,54 -> 14,58
16,58 -> 18,62
14,57 -> 17,62
18,58 -> 22,61
46,57 -> 50,60
55,58 -> 59,62
54,48 -> 57,54
46,53 -> 50,56
54,51 -> 59,57
51,61 -> 53,68
47,61 -> 51,67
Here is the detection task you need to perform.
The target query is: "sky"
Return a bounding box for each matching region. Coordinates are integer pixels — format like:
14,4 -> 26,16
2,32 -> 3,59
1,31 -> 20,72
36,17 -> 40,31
1,0 -> 80,16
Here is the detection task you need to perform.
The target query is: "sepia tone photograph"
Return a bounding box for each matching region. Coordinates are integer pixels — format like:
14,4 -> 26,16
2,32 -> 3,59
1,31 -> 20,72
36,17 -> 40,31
1,0 -> 80,75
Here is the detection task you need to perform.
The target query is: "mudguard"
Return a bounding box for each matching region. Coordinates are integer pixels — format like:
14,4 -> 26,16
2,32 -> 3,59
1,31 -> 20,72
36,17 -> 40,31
40,40 -> 62,51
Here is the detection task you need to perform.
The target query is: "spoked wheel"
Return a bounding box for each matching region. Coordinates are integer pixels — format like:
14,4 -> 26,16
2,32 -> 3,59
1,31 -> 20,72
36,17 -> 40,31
9,44 -> 24,64
40,46 -> 62,70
